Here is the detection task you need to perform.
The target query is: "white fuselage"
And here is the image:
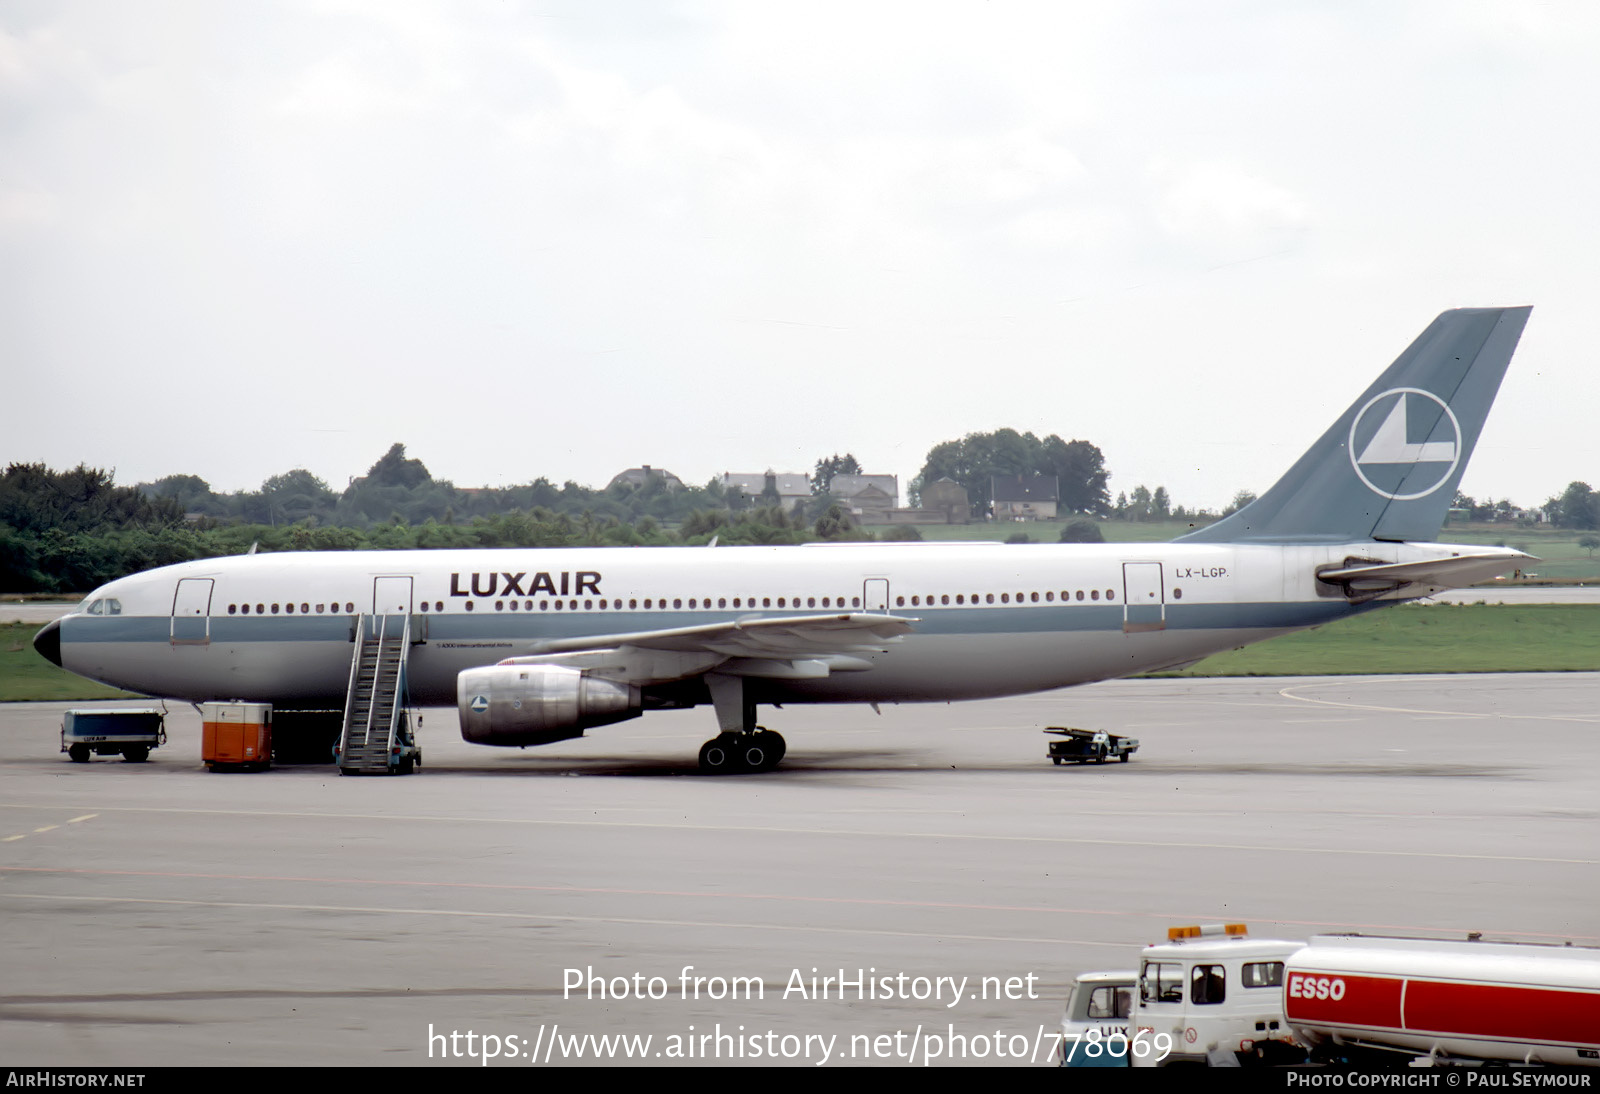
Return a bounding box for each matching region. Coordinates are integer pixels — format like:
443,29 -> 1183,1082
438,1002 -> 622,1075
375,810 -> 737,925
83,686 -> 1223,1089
52,539 -> 1493,710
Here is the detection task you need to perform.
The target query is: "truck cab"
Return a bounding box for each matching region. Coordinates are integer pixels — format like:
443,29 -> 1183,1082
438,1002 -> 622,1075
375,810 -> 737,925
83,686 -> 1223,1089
1059,970 -> 1135,1067
61,708 -> 166,763
1130,924 -> 1305,1067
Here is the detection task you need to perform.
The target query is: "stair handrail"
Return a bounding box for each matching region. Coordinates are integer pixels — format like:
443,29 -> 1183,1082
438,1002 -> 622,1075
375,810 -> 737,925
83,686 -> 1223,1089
381,612 -> 412,762
362,611 -> 390,756
338,612 -> 367,760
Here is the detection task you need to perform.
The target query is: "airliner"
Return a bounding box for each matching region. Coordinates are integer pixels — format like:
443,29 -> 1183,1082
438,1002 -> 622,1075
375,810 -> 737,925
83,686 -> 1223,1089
35,307 -> 1533,773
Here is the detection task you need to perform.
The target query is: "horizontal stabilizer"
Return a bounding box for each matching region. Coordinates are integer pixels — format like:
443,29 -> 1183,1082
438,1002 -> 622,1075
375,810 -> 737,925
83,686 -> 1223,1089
1318,550 -> 1534,594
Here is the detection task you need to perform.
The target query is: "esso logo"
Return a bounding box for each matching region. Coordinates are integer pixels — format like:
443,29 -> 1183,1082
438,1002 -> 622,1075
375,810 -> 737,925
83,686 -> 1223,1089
1288,975 -> 1346,1001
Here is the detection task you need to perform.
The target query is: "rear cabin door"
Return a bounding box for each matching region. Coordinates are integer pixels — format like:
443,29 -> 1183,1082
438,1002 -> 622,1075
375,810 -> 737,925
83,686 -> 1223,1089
171,578 -> 214,645
1121,562 -> 1166,633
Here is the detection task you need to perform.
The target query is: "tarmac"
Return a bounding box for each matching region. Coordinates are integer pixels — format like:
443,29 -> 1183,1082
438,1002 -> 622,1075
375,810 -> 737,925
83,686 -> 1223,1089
1,672 -> 1596,1067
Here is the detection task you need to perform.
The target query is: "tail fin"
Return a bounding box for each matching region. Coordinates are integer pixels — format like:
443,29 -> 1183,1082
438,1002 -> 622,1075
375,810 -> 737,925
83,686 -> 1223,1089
1179,306 -> 1531,545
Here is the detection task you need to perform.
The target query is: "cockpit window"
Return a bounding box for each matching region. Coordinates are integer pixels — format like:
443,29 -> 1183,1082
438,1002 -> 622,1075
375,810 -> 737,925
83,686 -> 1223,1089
86,599 -> 104,615
106,599 -> 121,615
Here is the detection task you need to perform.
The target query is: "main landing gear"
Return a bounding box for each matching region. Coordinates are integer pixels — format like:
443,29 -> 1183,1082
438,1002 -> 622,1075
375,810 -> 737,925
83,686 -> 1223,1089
697,727 -> 787,774
698,674 -> 787,774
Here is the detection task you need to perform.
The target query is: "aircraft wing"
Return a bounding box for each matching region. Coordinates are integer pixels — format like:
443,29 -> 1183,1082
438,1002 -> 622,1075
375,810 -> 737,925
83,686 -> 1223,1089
1319,551 -> 1535,594
524,612 -> 914,656
495,613 -> 917,684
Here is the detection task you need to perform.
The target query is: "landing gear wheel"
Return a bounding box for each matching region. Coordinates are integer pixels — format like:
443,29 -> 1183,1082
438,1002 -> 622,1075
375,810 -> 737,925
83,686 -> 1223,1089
700,729 -> 786,774
122,745 -> 149,763
741,740 -> 769,771
698,734 -> 743,774
68,744 -> 90,763
750,728 -> 786,768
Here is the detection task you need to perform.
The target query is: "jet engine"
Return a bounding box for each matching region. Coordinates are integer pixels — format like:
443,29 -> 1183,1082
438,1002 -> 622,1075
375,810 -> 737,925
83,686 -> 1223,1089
456,663 -> 641,746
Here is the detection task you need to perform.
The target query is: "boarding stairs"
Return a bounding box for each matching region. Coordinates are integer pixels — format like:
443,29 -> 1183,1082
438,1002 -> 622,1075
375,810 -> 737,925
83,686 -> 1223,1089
337,613 -> 419,775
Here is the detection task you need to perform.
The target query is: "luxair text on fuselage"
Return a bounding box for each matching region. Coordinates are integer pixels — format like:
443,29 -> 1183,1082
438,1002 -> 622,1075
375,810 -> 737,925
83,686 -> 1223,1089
449,571 -> 603,598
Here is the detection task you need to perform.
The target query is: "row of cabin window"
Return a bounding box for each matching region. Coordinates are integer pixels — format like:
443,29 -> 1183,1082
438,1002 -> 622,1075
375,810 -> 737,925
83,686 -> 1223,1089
228,602 -> 356,615
222,596 -> 863,616
482,595 -> 863,612
225,588 -> 1174,616
895,589 -> 1132,607
478,591 -> 1155,612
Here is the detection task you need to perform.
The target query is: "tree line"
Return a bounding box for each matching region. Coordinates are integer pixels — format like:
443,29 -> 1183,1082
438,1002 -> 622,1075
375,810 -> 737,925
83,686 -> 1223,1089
910,429 -> 1111,515
143,444 -> 739,529
0,449 -> 879,593
4,437 -> 1589,593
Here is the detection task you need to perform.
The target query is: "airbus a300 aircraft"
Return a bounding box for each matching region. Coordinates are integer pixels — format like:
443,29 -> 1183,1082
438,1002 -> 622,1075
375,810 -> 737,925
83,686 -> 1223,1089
35,307 -> 1533,773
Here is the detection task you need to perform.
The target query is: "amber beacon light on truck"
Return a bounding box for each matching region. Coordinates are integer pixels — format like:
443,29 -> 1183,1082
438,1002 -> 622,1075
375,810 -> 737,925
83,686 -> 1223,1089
1166,924 -> 1250,942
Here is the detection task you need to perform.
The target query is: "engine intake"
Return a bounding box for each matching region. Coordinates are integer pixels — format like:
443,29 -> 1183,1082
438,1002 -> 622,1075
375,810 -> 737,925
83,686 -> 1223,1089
457,664 -> 641,746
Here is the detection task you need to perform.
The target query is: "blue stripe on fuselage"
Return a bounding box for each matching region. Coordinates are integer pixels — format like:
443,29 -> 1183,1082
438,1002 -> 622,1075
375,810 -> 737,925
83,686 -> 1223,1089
59,599 -> 1369,645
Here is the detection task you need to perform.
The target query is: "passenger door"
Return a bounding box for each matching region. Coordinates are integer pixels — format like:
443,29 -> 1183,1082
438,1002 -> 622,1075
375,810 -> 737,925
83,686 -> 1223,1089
370,575 -> 416,643
862,578 -> 889,612
372,576 -> 414,617
1122,563 -> 1165,633
171,578 -> 214,645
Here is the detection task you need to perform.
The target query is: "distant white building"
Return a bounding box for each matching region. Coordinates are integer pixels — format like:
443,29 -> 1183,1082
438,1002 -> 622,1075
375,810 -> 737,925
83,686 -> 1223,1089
720,470 -> 810,508
607,465 -> 684,491
828,474 -> 899,519
992,475 -> 1059,520
916,478 -> 971,524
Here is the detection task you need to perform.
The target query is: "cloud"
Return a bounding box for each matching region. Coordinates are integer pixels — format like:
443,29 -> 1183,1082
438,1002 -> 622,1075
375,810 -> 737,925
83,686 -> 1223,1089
0,1 -> 1591,510
1150,158 -> 1310,250
0,186 -> 57,228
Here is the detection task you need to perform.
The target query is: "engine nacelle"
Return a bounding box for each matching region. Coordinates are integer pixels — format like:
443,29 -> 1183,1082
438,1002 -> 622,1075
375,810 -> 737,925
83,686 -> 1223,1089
457,663 -> 641,746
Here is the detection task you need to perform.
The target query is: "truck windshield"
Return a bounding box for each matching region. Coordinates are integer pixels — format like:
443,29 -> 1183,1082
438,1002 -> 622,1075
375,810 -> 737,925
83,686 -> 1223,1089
1088,986 -> 1131,1019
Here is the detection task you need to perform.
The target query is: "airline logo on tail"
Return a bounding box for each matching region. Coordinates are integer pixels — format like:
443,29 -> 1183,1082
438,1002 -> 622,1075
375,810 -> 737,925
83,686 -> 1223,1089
1348,387 -> 1461,500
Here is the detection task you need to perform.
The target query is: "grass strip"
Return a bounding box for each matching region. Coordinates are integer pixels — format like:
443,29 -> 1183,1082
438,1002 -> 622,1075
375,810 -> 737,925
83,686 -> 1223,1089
3,606 -> 1596,702
1156,603 -> 1600,676
1,624 -> 142,701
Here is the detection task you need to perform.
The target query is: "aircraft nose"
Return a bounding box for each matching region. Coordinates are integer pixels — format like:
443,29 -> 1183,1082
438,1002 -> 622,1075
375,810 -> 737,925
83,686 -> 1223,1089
33,618 -> 62,667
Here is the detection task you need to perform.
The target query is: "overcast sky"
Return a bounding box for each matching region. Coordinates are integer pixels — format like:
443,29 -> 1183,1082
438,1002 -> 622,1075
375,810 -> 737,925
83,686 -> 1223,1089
3,0 -> 1595,513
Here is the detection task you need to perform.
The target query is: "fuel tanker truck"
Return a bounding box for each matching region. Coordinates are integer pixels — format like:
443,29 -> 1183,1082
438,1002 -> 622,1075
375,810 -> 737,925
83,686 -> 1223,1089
1081,924 -> 1600,1069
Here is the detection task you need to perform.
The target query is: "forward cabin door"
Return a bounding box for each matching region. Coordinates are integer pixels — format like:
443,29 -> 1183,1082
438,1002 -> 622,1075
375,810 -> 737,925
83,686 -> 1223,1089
171,578 -> 214,645
1121,562 -> 1166,633
372,576 -> 414,617
371,575 -> 415,642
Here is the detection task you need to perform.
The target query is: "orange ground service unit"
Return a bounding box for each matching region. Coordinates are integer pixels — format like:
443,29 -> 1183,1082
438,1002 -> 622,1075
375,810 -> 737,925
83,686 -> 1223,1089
201,702 -> 272,771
